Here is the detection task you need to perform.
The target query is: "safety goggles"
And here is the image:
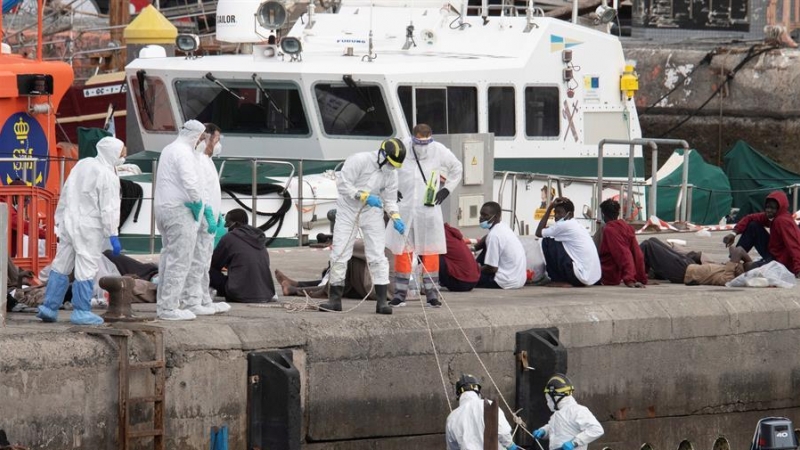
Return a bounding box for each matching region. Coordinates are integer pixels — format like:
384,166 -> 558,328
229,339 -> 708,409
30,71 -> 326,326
412,136 -> 433,146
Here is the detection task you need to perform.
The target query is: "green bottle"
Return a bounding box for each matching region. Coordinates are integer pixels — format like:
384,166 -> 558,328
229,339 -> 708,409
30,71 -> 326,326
424,170 -> 437,207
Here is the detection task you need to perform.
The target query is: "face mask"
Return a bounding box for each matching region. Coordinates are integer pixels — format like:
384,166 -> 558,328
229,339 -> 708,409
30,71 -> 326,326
116,157 -> 125,166
479,220 -> 492,229
546,395 -> 556,412
212,142 -> 222,157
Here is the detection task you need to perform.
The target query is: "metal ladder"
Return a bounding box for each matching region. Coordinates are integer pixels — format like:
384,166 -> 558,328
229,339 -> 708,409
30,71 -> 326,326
71,323 -> 166,450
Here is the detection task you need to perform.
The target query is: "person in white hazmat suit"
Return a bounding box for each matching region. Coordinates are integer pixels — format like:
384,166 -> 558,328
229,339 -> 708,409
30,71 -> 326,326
445,374 -> 521,450
183,123 -> 231,315
37,136 -> 126,325
533,374 -> 604,450
387,123 -> 463,308
319,138 -> 407,314
154,120 -> 207,321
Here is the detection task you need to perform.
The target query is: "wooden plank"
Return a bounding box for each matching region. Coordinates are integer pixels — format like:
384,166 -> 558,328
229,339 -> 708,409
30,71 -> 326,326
118,336 -> 130,450
483,398 -> 499,450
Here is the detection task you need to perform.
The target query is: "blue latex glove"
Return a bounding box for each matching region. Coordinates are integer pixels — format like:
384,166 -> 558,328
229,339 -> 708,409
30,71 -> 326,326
366,194 -> 383,208
184,201 -> 203,222
533,429 -> 546,439
393,216 -> 406,235
203,205 -> 217,234
508,444 -> 520,450
562,441 -> 575,450
109,236 -> 122,256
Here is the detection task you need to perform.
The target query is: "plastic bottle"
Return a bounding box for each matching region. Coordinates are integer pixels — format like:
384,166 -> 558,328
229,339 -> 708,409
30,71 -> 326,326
407,259 -> 421,299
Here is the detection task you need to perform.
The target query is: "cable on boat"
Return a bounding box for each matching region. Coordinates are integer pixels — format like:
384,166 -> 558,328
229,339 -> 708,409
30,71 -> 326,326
222,183 -> 291,247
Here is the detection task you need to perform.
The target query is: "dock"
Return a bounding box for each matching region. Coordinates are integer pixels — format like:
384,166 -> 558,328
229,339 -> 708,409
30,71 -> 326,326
2,230 -> 799,449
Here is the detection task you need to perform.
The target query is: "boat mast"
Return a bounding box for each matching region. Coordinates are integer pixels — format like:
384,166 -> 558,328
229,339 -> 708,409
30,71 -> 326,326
110,0 -> 131,70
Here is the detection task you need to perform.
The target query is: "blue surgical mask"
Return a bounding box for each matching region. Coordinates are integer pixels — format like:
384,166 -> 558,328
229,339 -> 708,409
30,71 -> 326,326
479,220 -> 492,229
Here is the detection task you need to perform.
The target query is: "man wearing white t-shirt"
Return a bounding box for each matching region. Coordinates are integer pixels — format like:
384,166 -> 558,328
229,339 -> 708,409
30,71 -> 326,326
535,197 -> 601,287
474,202 -> 527,289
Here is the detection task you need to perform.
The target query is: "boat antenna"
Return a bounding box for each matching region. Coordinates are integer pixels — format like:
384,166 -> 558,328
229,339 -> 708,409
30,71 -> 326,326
362,1 -> 376,62
403,0 -> 417,50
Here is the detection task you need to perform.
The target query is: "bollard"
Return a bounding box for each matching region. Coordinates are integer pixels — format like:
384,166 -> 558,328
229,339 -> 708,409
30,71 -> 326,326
101,276 -> 147,322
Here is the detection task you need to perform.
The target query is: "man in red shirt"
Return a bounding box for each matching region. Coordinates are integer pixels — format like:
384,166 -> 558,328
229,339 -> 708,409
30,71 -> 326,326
598,199 -> 647,287
723,190 -> 800,276
440,223 -> 480,291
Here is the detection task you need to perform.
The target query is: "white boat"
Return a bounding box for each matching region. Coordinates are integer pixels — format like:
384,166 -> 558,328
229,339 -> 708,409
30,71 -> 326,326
121,0 -> 644,250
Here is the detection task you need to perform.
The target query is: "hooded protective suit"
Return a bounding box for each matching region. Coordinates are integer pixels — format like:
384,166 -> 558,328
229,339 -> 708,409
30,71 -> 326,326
733,190 -> 800,274
184,142 -> 229,313
38,136 -> 123,325
445,391 -> 515,450
538,396 -> 604,450
329,150 -> 399,286
154,120 -> 205,319
385,138 -> 462,255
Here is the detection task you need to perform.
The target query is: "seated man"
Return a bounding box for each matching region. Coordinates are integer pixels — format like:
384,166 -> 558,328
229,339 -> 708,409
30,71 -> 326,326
210,209 -> 276,303
535,197 -> 601,287
723,190 -> 800,277
440,223 -> 480,292
474,202 -> 526,289
597,199 -> 647,288
641,238 -> 752,285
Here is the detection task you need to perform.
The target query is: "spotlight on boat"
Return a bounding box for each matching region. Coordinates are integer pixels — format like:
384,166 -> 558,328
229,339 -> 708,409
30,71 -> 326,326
280,37 -> 303,61
176,33 -> 200,58
594,4 -> 617,24
256,1 -> 288,30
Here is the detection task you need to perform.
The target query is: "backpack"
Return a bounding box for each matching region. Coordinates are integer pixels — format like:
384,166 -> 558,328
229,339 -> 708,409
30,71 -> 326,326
119,179 -> 144,231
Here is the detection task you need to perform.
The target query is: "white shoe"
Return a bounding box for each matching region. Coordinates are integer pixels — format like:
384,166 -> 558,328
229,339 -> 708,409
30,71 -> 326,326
157,309 -> 196,321
211,302 -> 231,314
187,304 -> 217,316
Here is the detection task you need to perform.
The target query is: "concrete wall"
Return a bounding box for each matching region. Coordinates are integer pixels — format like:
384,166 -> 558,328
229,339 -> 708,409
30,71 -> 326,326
2,289 -> 800,449
626,45 -> 800,173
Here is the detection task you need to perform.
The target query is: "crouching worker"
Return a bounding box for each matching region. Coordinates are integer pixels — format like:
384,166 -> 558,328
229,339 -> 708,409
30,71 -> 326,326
37,137 -> 126,325
445,374 -> 520,450
533,374 -> 603,450
320,138 -> 406,314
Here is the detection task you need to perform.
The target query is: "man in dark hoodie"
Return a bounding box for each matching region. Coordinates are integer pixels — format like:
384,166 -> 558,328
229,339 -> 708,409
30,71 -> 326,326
209,208 -> 277,302
597,199 -> 647,287
723,190 -> 800,277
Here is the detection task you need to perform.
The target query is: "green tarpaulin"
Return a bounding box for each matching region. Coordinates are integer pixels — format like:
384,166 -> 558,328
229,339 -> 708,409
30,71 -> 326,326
723,140 -> 800,217
77,127 -> 111,160
648,149 -> 732,225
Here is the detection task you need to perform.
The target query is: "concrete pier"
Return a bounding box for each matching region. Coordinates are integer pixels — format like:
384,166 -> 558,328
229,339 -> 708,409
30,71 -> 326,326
2,231 -> 800,450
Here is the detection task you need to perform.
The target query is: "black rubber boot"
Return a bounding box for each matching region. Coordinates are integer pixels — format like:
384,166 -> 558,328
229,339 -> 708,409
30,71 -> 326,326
320,285 -> 343,312
374,284 -> 392,315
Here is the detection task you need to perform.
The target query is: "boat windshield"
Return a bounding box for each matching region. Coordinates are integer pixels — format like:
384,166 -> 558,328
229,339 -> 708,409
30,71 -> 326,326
174,79 -> 310,135
314,83 -> 393,137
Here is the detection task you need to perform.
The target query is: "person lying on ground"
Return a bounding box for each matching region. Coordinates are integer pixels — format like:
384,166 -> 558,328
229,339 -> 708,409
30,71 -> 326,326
474,201 -> 526,289
722,190 -> 800,277
210,208 -> 277,303
535,197 -> 601,287
597,198 -> 647,288
640,238 -> 752,285
275,239 -> 395,300
439,223 -> 480,292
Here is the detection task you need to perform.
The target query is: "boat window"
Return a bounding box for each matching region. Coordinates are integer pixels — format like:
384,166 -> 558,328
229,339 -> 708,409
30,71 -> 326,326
129,75 -> 176,132
488,86 -> 515,137
174,79 -> 310,135
525,87 -> 559,138
397,86 -> 478,134
314,83 -> 393,137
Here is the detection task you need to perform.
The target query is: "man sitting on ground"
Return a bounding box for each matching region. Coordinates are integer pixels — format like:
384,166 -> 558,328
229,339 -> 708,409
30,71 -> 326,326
640,238 -> 752,285
474,202 -> 526,289
210,208 -> 276,303
598,199 -> 647,288
722,190 -> 800,277
440,223 -> 480,292
535,197 -> 601,287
